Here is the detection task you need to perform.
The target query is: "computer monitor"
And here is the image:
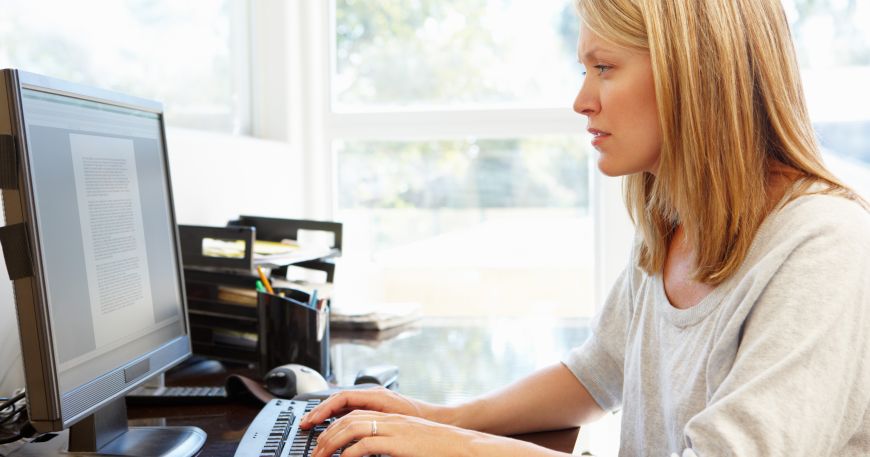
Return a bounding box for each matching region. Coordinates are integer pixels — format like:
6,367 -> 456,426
0,69 -> 204,455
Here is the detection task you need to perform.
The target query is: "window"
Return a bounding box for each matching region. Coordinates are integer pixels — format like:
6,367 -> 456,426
336,136 -> 592,317
328,0 -> 597,317
0,1 -> 250,133
333,0 -> 581,109
786,0 -> 870,197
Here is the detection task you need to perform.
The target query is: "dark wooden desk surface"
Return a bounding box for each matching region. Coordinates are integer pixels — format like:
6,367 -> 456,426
127,317 -> 592,456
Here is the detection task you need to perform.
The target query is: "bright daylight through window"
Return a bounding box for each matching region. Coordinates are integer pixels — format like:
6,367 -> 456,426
332,0 -> 594,318
0,0 -> 248,133
334,1 -> 581,108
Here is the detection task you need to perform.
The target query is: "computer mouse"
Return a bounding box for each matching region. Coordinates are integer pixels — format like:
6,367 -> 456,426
263,363 -> 329,398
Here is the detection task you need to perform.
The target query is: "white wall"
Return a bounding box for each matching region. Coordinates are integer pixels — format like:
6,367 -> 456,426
166,128 -> 305,225
0,128 -> 304,396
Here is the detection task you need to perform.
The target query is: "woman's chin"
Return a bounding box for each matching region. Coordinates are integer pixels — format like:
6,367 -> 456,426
597,158 -> 627,177
597,155 -> 659,177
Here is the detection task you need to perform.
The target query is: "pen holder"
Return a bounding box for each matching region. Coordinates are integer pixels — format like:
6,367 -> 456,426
257,287 -> 330,380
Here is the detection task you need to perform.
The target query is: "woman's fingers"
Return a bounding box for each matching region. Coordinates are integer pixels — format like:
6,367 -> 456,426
300,387 -> 396,429
310,411 -> 480,457
300,391 -> 360,428
312,412 -> 390,457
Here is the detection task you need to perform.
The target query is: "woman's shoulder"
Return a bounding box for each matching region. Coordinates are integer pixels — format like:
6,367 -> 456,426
776,192 -> 870,235
760,191 -> 870,256
730,192 -> 870,315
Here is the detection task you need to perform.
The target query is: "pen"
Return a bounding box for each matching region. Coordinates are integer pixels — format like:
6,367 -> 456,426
256,265 -> 275,295
255,280 -> 266,293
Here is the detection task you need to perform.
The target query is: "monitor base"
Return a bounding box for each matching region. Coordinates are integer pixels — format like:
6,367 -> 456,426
8,426 -> 206,456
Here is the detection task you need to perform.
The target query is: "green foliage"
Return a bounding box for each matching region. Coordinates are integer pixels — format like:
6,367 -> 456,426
334,1 -> 590,212
335,0 -> 500,105
0,1 -> 235,131
337,137 -> 588,210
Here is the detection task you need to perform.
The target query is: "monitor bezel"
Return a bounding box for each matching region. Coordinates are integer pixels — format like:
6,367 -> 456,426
0,69 -> 193,431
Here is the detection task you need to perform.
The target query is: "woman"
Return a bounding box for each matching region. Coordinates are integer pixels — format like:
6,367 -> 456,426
302,0 -> 870,455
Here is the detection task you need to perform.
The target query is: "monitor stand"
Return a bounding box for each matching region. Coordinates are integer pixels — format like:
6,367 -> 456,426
9,398 -> 206,456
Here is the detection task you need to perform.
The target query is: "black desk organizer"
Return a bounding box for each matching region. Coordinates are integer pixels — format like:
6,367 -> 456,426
179,216 -> 341,379
258,287 -> 329,378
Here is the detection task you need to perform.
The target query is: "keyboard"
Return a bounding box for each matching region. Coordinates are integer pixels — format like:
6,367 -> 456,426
234,398 -> 346,457
125,385 -> 229,405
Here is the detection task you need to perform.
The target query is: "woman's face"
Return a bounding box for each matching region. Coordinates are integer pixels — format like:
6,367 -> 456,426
574,26 -> 662,177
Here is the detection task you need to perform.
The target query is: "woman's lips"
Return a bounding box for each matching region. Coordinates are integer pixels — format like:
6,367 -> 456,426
588,128 -> 611,147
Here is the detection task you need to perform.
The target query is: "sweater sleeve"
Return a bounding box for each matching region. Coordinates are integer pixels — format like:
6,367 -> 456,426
561,255 -> 638,413
681,206 -> 870,456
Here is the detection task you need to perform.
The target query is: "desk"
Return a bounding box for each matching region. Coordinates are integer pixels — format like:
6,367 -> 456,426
4,317 -> 593,456
137,316 -> 592,455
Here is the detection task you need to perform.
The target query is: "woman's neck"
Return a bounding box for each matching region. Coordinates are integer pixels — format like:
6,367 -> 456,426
765,161 -> 803,212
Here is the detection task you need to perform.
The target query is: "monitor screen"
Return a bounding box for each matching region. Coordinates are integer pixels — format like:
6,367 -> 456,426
19,88 -> 186,395
0,71 -> 198,451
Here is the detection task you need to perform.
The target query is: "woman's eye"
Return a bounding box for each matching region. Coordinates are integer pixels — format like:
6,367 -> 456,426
580,65 -> 612,77
594,65 -> 612,75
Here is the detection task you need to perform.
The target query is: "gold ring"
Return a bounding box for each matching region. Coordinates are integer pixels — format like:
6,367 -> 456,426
371,420 -> 378,437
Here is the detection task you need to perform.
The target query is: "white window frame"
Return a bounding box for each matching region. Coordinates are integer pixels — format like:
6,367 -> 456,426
250,0 -> 634,308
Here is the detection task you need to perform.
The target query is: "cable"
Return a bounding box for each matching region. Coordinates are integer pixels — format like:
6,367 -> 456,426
0,393 -> 25,428
0,424 -> 35,445
0,392 -> 29,447
0,403 -> 34,447
0,393 -> 24,415
0,406 -> 22,426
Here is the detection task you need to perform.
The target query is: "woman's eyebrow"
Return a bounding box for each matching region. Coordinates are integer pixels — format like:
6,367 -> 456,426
580,46 -> 613,62
581,47 -> 600,61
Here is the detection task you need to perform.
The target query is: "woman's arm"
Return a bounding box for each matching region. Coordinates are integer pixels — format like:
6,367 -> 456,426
434,363 -> 606,435
304,259 -> 635,435
434,260 -> 640,435
302,363 -> 606,436
307,364 -> 604,457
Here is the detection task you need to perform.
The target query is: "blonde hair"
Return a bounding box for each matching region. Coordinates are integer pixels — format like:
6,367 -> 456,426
576,0 -> 861,285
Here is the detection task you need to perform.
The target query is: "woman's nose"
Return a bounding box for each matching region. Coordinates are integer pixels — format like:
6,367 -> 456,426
573,79 -> 598,117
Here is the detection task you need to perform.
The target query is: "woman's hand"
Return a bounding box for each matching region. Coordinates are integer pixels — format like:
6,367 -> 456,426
300,387 -> 448,430
309,410 -> 486,457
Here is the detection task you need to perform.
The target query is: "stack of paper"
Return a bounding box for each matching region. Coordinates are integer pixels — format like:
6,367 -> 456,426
201,238 -> 336,268
330,302 -> 421,331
